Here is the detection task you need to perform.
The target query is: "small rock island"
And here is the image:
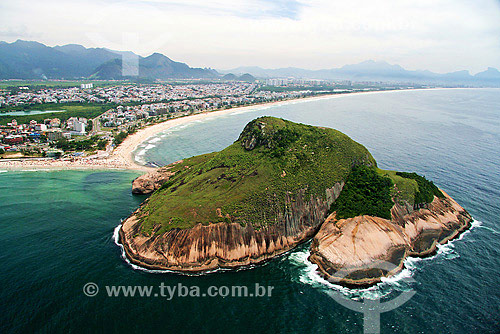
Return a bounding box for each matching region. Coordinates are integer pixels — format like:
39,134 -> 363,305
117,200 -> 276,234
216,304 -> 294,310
119,117 -> 472,286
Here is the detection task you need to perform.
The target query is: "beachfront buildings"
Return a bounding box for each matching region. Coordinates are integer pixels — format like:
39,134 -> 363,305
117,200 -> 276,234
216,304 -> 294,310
0,81 -> 325,108
66,117 -> 87,135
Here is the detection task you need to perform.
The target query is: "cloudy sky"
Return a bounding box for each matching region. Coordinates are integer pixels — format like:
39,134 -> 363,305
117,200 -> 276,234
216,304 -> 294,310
1,0 -> 499,73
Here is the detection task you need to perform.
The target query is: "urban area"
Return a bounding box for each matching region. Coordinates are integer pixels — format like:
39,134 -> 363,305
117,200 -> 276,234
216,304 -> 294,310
0,79 -> 400,160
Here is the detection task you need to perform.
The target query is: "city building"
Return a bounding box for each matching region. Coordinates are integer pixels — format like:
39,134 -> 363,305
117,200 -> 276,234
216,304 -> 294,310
81,83 -> 94,89
3,135 -> 24,144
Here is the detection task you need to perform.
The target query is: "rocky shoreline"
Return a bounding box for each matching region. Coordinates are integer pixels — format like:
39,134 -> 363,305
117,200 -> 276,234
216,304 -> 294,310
119,163 -> 472,287
117,116 -> 473,286
308,190 -> 472,286
119,182 -> 344,272
121,173 -> 471,284
120,169 -> 472,284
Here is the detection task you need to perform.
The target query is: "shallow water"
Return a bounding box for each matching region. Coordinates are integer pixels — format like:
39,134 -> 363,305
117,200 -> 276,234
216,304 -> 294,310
1,88 -> 499,333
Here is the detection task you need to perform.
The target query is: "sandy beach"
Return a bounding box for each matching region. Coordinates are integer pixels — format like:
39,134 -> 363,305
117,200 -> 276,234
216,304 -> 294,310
111,93 -> 343,170
0,88 -> 453,173
0,93 -> 339,172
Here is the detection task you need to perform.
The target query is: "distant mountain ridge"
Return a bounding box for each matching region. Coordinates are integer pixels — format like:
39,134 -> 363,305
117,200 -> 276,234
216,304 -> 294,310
0,40 -> 218,80
223,60 -> 500,86
0,40 -> 499,86
91,52 -> 218,80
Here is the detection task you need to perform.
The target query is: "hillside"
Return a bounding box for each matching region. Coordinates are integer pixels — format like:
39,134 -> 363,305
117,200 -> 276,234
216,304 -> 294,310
119,117 -> 471,280
136,117 -> 375,233
92,53 -> 219,80
0,40 -> 117,79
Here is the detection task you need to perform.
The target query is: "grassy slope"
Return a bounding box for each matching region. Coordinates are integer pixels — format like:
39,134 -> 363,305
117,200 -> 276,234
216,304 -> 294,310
377,168 -> 419,205
137,117 -> 445,234
138,117 -> 376,233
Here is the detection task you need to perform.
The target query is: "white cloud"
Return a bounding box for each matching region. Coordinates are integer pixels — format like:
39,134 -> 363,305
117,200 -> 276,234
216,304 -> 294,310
1,0 -> 499,73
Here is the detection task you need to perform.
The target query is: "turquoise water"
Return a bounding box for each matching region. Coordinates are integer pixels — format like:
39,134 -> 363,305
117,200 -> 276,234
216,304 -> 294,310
1,88 -> 500,333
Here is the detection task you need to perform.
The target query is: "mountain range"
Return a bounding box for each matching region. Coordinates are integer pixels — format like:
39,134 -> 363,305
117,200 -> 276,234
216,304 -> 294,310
0,40 -> 499,86
222,61 -> 500,86
0,40 -> 218,80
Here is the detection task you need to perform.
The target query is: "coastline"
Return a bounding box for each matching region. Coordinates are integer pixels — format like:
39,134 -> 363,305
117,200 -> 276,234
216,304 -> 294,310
0,87 -> 474,172
110,92 -> 352,170
0,92 -> 348,171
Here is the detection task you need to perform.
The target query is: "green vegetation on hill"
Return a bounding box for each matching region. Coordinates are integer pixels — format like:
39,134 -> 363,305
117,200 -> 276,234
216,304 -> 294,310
395,171 -> 444,206
377,169 -> 419,205
136,117 -> 446,233
331,166 -> 394,219
330,167 -> 445,219
138,117 -> 376,234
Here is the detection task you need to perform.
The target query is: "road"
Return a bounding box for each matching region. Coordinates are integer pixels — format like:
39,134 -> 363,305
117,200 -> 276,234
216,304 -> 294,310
90,115 -> 101,135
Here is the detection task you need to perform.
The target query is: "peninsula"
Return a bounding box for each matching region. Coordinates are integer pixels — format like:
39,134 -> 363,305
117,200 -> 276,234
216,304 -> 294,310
119,117 -> 472,285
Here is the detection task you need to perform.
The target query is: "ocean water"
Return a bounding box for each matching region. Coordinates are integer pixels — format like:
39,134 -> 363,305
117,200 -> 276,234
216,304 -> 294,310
1,88 -> 499,333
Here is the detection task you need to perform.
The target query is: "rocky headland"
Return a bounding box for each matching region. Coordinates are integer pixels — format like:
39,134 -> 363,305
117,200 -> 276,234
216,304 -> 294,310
131,162 -> 182,194
308,191 -> 472,286
118,117 -> 472,285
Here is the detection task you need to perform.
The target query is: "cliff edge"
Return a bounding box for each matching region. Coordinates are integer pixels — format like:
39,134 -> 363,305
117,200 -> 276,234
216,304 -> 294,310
119,116 -> 373,272
308,190 -> 472,286
119,117 -> 472,281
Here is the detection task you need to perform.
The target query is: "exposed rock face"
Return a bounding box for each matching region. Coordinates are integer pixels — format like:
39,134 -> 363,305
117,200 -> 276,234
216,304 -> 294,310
131,163 -> 181,194
238,120 -> 268,151
309,191 -> 472,286
119,182 -> 344,272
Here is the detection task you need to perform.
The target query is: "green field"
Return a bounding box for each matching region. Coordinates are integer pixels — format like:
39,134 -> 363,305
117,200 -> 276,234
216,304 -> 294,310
0,104 -> 112,125
0,80 -> 126,90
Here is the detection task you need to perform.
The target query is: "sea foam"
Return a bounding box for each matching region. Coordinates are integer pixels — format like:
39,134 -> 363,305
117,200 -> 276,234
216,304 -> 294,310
288,219 -> 482,299
113,222 -> 240,276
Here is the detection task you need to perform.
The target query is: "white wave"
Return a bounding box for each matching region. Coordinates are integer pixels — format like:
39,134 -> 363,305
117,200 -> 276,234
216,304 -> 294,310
113,223 -> 177,274
0,170 -> 7,173
229,108 -> 259,115
148,137 -> 161,143
476,224 -> 500,235
134,156 -> 145,164
113,222 -> 254,276
288,218 -> 481,299
172,123 -> 191,131
288,249 -> 402,300
133,150 -> 146,164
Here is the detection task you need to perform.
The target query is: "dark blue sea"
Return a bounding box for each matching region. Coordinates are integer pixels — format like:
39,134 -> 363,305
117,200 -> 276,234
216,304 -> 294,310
1,88 -> 499,333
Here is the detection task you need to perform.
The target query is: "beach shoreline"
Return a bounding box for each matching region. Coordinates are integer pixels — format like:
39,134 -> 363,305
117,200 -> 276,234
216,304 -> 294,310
0,88 -> 468,172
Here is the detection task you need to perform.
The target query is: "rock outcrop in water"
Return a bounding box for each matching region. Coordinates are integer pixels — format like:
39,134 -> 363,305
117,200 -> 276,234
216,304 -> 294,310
120,183 -> 344,271
119,117 -> 472,283
308,190 -> 472,286
131,163 -> 181,194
